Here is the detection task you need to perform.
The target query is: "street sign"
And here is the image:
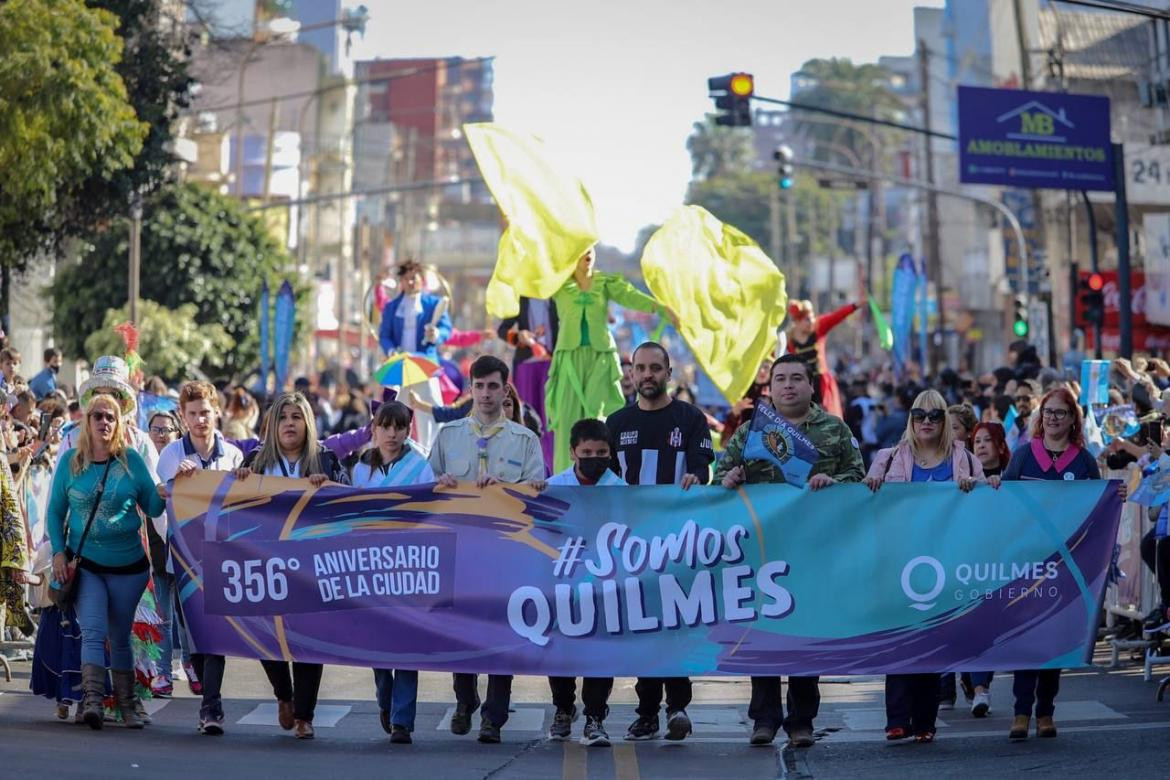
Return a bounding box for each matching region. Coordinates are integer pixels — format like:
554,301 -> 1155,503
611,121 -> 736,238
957,86 -> 1113,191
816,178 -> 868,190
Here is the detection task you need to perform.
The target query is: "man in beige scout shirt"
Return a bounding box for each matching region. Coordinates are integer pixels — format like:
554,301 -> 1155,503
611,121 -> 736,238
429,354 -> 545,744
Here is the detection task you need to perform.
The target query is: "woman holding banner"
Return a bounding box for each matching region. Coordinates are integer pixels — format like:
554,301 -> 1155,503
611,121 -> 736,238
864,390 -> 983,743
237,393 -> 349,739
1000,386 -> 1124,740
349,401 -> 435,745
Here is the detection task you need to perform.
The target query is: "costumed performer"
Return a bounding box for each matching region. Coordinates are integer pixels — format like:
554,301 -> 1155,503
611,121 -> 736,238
786,299 -> 859,418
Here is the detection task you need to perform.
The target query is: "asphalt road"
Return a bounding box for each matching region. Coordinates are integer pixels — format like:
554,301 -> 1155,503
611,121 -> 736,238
1,645 -> 1167,779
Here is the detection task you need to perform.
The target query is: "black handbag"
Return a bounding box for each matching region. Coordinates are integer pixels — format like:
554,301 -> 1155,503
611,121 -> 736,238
50,459 -> 112,607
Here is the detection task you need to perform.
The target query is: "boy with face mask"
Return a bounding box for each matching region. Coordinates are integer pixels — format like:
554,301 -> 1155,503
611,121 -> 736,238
543,418 -> 624,745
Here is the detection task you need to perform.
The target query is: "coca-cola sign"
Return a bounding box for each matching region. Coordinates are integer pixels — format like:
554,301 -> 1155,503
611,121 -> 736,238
1077,270 -> 1170,352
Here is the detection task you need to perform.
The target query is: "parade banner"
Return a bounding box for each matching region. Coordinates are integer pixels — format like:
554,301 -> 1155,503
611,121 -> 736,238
169,472 -> 1122,676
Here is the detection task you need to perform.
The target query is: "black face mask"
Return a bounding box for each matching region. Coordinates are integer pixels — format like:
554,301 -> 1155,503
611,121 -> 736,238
49,364 -> 60,375
577,456 -> 610,483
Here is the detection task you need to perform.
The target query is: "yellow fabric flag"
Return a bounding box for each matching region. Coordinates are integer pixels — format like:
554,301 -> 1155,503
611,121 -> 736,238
641,206 -> 787,404
463,123 -> 599,318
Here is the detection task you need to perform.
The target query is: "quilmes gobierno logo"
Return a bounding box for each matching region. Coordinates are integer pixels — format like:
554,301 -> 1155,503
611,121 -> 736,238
900,556 -> 945,611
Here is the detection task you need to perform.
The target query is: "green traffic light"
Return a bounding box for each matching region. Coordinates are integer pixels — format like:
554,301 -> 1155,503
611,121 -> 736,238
779,177 -> 793,190
1013,319 -> 1029,337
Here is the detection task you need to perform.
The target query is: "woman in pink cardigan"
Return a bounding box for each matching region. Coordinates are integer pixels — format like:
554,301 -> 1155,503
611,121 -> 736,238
863,389 -> 984,744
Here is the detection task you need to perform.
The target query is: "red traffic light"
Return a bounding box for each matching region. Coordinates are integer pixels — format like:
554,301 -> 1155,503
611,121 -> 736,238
1087,272 -> 1104,292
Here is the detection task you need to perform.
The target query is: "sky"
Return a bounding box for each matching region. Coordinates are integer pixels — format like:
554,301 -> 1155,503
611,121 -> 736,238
350,0 -> 944,251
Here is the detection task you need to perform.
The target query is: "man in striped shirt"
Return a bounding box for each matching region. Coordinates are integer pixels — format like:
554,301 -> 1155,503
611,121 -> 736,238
604,342 -> 713,742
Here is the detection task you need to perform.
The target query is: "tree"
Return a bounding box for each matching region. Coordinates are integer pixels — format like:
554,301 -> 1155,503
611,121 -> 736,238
685,172 -> 776,251
789,58 -> 902,165
0,0 -> 147,270
84,301 -> 234,385
686,117 -> 755,180
51,181 -> 307,379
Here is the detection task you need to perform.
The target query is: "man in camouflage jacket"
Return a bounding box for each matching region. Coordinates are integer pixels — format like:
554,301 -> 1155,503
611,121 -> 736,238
714,353 -> 863,748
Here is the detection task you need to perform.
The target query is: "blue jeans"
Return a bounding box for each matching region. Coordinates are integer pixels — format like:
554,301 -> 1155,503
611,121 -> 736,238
374,668 -> 418,730
151,572 -> 191,680
76,567 -> 149,668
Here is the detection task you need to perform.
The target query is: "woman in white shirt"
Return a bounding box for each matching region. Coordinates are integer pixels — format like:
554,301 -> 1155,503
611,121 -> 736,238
237,392 -> 349,740
350,401 -> 435,743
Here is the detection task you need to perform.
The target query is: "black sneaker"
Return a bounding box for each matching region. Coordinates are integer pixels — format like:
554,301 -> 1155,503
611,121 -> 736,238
390,725 -> 412,744
198,709 -> 224,736
450,699 -> 479,736
664,709 -> 692,741
548,706 -> 577,741
625,716 -> 659,741
379,708 -> 392,735
478,716 -> 501,744
750,721 -> 776,745
581,716 -> 610,747
1143,606 -> 1170,635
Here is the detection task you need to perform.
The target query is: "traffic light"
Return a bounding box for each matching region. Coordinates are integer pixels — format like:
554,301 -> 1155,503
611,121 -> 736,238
774,145 -> 795,189
1012,295 -> 1029,338
708,72 -> 754,127
1080,272 -> 1105,327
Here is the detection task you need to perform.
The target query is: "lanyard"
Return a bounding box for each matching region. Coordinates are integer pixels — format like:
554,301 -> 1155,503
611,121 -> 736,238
277,456 -> 299,478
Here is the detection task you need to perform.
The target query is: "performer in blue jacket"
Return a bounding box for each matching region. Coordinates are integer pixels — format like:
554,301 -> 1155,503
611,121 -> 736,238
378,259 -> 452,359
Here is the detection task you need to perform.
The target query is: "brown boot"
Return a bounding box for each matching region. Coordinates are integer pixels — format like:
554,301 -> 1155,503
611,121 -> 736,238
81,663 -> 106,730
111,669 -> 144,729
1036,715 -> 1057,738
1009,714 -> 1029,740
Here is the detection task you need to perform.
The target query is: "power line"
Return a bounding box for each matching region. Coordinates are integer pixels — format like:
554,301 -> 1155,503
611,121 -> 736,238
1053,0 -> 1170,20
751,95 -> 957,141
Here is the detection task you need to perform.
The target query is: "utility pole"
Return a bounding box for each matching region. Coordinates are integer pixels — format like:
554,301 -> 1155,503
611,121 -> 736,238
128,193 -> 143,324
917,39 -> 943,375
769,188 -> 782,269
1115,143 -> 1133,358
786,191 -> 799,297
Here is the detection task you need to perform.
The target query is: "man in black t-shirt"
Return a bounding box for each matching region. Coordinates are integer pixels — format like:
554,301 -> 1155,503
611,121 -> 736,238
605,342 -> 714,742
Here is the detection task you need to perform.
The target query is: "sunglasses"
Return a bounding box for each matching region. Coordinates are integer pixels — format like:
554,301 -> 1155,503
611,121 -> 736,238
89,411 -> 118,424
1016,395 -> 1032,404
910,409 -> 946,423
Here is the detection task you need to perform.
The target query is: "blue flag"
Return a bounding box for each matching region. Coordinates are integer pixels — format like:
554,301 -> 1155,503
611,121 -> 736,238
742,403 -> 819,487
1099,405 -> 1139,444
273,280 -> 296,393
1131,455 -> 1170,507
1079,360 -> 1110,406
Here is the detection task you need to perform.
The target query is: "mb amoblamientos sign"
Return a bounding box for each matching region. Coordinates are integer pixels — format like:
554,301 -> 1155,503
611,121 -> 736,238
958,86 -> 1113,191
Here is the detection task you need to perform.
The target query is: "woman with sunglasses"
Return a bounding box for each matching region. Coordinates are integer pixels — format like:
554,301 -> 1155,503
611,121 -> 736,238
864,390 -> 983,744
1000,386 -> 1125,740
236,392 -> 349,739
46,394 -> 166,730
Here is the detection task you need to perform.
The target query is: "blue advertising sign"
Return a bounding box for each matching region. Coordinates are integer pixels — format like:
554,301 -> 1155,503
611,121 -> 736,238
958,86 -> 1113,191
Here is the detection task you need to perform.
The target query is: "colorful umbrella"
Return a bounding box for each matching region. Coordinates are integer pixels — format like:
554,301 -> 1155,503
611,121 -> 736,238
374,353 -> 441,388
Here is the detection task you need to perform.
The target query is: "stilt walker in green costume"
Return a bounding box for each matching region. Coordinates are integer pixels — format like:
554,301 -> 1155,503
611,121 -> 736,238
546,248 -> 673,471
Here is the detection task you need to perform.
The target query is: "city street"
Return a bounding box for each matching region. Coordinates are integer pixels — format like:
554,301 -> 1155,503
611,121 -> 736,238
2,646 -> 1166,779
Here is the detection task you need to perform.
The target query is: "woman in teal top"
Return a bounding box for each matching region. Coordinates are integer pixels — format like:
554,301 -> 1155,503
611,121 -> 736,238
48,393 -> 165,731
546,249 -> 672,471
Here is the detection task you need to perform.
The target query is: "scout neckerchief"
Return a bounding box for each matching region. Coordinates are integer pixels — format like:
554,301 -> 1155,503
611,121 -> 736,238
470,415 -> 507,479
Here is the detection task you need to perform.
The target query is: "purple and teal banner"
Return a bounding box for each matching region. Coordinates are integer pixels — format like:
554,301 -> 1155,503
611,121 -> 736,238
169,472 -> 1122,676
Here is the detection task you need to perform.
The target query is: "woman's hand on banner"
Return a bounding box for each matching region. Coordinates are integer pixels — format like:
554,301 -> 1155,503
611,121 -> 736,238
958,477 -> 977,493
235,467 -> 253,480
308,474 -> 328,487
863,475 -> 883,493
987,475 -> 1002,490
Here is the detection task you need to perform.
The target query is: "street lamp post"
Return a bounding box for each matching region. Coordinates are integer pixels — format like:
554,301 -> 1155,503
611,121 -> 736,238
128,192 -> 143,324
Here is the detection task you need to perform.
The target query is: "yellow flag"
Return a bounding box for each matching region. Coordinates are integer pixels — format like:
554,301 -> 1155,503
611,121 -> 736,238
641,206 -> 787,403
463,123 -> 599,318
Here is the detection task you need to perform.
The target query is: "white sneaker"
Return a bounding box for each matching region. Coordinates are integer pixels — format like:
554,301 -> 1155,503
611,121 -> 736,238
971,691 -> 990,718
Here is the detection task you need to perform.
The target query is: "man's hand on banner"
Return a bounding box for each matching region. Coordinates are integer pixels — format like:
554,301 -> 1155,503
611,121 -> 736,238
235,467 -> 252,480
680,473 -> 701,491
807,474 -> 836,491
476,474 -> 500,489
528,479 -> 547,492
435,474 -> 458,489
176,459 -> 199,478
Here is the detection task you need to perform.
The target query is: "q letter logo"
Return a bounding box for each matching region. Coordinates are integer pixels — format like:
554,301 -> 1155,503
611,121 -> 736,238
901,556 -> 945,611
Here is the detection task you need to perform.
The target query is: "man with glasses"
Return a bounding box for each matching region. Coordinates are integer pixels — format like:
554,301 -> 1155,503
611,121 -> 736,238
1012,379 -> 1040,443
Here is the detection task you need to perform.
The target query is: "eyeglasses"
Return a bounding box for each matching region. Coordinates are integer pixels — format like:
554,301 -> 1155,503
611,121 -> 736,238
89,411 -> 117,424
1041,408 -> 1070,420
910,409 -> 946,423
149,426 -> 177,435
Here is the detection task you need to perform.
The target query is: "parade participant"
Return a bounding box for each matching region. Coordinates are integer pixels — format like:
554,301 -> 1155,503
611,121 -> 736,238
544,417 -> 623,747
972,422 -> 1011,485
786,299 -> 860,417
949,403 -> 977,450
144,410 -> 185,699
722,358 -> 773,442
47,393 -> 166,730
1001,386 -> 1124,740
546,248 -> 674,471
236,392 -> 348,740
28,347 -> 62,400
429,356 -> 544,743
378,259 -> 452,360
222,387 -> 259,441
716,353 -> 864,747
350,401 -> 435,745
864,390 -> 983,744
605,342 -> 714,742
0,453 -> 32,639
157,381 -> 244,736
0,347 -> 21,397
498,295 -> 558,376
1010,379 -> 1041,443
